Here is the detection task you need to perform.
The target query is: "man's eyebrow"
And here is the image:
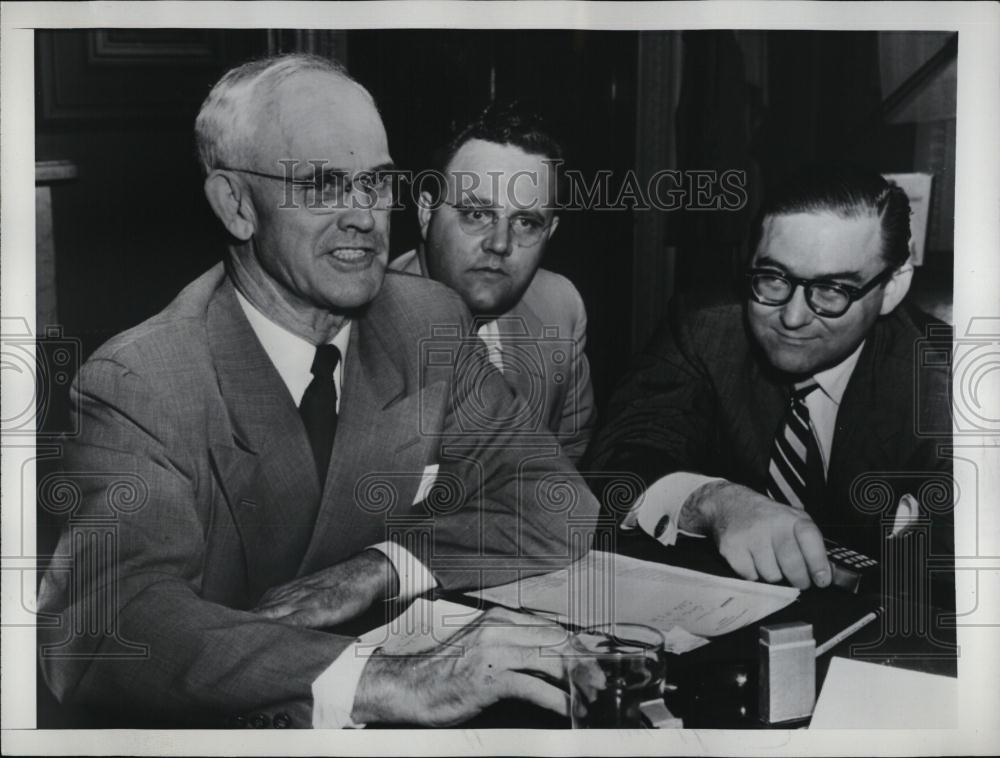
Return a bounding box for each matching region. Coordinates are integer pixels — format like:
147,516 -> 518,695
753,256 -> 788,272
453,191 -> 497,207
754,256 -> 865,283
510,207 -> 547,220
303,162 -> 398,178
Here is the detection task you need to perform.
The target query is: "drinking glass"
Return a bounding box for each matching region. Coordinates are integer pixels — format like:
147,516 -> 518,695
566,623 -> 667,728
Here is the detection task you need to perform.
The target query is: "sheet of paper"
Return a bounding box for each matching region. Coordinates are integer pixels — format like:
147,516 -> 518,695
466,550 -> 799,646
810,657 -> 957,729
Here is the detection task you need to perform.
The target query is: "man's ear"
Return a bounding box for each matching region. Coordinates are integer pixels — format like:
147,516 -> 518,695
879,261 -> 914,316
204,171 -> 256,242
417,191 -> 434,241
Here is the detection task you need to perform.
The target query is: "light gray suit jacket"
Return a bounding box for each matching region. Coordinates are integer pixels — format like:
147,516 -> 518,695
38,262 -> 598,726
391,249 -> 595,464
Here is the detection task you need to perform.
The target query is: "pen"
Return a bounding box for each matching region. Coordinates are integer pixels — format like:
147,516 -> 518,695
815,610 -> 880,657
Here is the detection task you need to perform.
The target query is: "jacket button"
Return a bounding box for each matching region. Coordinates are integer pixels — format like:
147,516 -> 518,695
249,713 -> 270,728
273,712 -> 292,728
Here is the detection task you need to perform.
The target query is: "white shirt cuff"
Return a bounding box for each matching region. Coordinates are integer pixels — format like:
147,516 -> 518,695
369,541 -> 438,602
311,641 -> 369,728
623,472 -> 724,545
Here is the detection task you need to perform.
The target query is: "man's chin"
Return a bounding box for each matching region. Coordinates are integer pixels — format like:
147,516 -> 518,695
323,274 -> 385,313
464,291 -> 515,318
761,345 -> 822,377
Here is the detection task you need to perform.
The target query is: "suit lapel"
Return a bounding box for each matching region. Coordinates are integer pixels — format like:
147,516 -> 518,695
491,302 -> 546,416
206,281 -> 320,595
732,345 -> 787,487
828,325 -> 900,495
299,294 -> 446,575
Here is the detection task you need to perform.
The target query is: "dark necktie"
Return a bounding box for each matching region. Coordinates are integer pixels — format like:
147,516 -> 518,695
765,382 -> 824,513
299,344 -> 340,488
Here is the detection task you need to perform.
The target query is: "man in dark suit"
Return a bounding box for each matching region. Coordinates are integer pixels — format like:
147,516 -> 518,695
391,102 -> 595,464
587,164 -> 952,594
38,54 -> 597,728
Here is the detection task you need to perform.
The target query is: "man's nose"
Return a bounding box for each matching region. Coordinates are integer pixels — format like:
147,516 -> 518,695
779,284 -> 813,329
337,202 -> 376,233
482,218 -> 513,257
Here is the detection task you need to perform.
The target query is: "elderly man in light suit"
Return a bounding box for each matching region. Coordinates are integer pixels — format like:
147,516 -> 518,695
391,102 -> 595,464
39,55 -> 598,729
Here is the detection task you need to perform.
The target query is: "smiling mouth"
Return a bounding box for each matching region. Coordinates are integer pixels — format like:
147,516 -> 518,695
773,331 -> 816,343
327,247 -> 377,266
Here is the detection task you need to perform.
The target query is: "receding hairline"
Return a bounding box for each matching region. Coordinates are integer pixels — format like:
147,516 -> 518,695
253,68 -> 379,155
195,55 -> 379,174
756,206 -> 888,264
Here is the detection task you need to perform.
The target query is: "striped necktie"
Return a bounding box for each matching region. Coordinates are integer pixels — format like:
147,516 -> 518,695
765,382 -> 822,512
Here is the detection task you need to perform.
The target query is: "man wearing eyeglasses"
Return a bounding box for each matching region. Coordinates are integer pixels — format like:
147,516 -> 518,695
390,102 -> 595,464
38,55 -> 599,728
586,163 -> 952,592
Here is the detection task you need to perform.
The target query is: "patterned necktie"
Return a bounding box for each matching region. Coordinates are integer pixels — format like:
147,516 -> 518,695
299,344 -> 340,488
477,322 -> 504,373
765,382 -> 822,512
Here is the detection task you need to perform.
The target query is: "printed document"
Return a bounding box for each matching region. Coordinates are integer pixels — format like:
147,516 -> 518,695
466,550 -> 799,652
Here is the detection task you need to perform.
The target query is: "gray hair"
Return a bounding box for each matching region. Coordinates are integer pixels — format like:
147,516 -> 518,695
194,53 -> 362,175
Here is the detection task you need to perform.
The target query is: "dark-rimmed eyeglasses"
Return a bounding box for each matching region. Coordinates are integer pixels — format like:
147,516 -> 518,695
446,203 -> 553,247
746,265 -> 897,318
218,166 -> 394,213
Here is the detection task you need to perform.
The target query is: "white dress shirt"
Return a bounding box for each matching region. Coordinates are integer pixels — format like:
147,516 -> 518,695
235,291 -> 437,727
627,341 -> 866,547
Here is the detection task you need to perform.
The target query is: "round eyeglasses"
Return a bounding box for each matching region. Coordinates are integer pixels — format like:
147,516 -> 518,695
746,266 -> 896,318
447,203 -> 553,247
219,166 -> 394,214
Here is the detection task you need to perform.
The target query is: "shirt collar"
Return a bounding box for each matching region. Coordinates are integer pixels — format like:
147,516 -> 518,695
476,319 -> 501,343
234,289 -> 351,403
804,339 -> 865,406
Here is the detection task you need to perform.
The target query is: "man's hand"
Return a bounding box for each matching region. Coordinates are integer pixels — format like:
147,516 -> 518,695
351,606 -> 580,727
682,480 -> 831,589
252,549 -> 399,628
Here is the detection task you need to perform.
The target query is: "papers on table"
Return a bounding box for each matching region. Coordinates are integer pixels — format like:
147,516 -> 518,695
810,657 -> 957,728
465,550 -> 800,653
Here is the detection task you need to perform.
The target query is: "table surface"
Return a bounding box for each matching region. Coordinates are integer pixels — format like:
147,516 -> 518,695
383,531 -> 957,730
36,530 -> 955,729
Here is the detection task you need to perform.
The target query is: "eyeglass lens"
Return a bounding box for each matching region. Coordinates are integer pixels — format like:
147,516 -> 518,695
750,273 -> 850,316
453,206 -> 548,245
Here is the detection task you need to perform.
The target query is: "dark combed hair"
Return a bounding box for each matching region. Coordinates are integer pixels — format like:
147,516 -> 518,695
426,100 -> 565,201
753,163 -> 913,267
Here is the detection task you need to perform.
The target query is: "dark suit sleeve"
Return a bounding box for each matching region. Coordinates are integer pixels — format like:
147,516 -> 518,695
38,358 -> 352,726
584,299 -> 718,509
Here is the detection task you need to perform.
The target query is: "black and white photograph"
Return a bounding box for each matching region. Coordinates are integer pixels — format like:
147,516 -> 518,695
2,2 -> 998,755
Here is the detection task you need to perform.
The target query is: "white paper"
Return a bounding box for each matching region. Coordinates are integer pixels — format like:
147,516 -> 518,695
810,657 -> 957,729
466,550 -> 799,645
